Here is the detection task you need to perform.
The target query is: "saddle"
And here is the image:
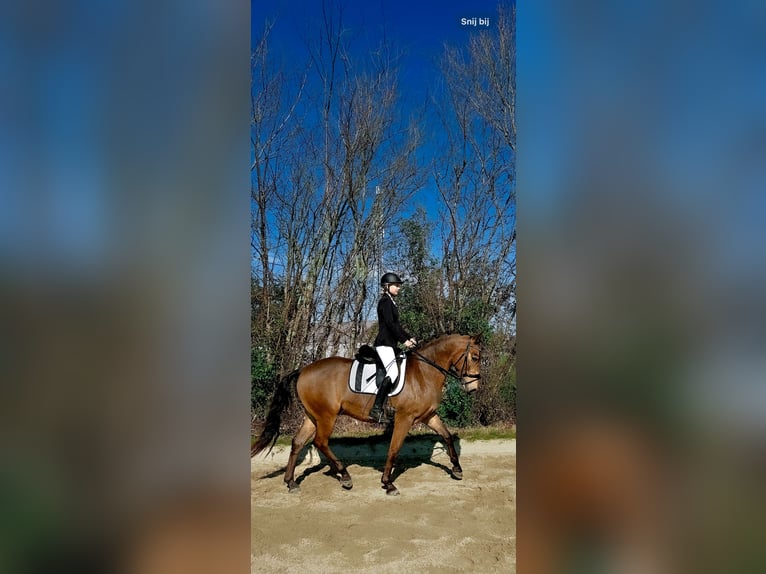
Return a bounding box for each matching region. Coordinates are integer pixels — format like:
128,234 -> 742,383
354,345 -> 386,389
348,345 -> 407,396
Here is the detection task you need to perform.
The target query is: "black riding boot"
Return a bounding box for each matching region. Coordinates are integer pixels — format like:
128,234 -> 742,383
369,376 -> 393,422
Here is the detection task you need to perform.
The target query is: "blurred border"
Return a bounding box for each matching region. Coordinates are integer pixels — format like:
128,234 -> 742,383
1,2 -> 250,573
518,1 -> 766,573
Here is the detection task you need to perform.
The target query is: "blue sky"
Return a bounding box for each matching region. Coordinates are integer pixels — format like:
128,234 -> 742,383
251,0 -> 508,124
252,0 -> 502,60
251,0 -> 515,263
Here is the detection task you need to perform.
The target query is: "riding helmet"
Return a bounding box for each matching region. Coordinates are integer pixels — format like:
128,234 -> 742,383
380,272 -> 403,286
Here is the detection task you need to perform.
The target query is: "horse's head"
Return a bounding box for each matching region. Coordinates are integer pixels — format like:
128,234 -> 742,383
452,335 -> 482,394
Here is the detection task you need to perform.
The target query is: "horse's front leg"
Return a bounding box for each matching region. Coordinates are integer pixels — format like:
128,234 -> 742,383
425,413 -> 463,480
381,415 -> 414,496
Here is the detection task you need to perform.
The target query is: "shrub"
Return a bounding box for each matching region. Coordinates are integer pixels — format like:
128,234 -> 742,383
499,365 -> 516,422
251,346 -> 276,417
438,376 -> 474,427
470,337 -> 516,426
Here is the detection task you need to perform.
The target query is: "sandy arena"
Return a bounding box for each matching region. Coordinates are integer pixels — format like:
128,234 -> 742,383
251,435 -> 516,573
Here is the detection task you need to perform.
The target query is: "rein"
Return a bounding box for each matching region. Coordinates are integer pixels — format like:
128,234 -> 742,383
409,341 -> 481,388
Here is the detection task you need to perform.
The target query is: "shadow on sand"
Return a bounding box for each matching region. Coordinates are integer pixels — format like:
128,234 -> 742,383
256,431 -> 463,486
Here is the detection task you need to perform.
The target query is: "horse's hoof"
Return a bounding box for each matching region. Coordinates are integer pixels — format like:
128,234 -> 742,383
287,482 -> 300,493
452,468 -> 463,480
340,479 -> 353,490
382,483 -> 399,496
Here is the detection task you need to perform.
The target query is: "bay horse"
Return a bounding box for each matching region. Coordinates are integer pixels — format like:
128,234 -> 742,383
251,334 -> 482,495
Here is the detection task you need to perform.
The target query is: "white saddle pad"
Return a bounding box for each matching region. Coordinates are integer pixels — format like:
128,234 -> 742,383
348,358 -> 406,396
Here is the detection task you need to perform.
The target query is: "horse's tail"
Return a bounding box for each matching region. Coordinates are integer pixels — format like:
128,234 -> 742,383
251,368 -> 301,457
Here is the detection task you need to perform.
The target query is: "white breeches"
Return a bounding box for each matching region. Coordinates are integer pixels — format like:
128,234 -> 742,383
375,345 -> 398,382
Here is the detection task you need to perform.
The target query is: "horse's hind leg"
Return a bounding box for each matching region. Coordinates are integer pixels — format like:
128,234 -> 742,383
381,415 -> 415,495
313,416 -> 353,490
284,416 -> 316,493
426,414 -> 463,480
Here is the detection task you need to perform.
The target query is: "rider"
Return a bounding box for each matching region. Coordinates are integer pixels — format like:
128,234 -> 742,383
370,272 -> 417,422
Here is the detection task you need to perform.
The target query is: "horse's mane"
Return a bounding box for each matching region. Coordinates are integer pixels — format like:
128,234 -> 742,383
411,334 -> 469,355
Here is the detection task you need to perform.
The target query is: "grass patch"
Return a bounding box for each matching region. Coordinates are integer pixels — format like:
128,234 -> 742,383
252,423 -> 515,449
451,424 -> 516,441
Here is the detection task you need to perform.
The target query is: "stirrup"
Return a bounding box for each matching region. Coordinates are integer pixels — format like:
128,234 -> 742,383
369,405 -> 384,422
369,404 -> 393,424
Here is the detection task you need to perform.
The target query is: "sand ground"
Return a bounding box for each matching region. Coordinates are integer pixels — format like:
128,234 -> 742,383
251,436 -> 516,573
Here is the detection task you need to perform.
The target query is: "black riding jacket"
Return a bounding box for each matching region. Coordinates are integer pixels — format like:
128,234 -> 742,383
374,293 -> 411,347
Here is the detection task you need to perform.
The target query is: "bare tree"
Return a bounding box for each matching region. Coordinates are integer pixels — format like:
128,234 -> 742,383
431,3 -> 516,333
252,3 -> 423,375
251,20 -> 308,364
305,10 -> 423,358
425,3 -> 517,425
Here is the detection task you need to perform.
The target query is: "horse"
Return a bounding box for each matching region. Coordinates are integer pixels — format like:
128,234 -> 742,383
251,334 -> 482,495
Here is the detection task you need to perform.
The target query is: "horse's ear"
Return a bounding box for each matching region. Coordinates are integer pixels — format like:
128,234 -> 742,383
471,332 -> 484,346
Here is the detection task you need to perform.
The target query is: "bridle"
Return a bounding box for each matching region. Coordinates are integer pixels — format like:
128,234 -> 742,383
410,341 -> 481,390
455,342 -> 482,385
